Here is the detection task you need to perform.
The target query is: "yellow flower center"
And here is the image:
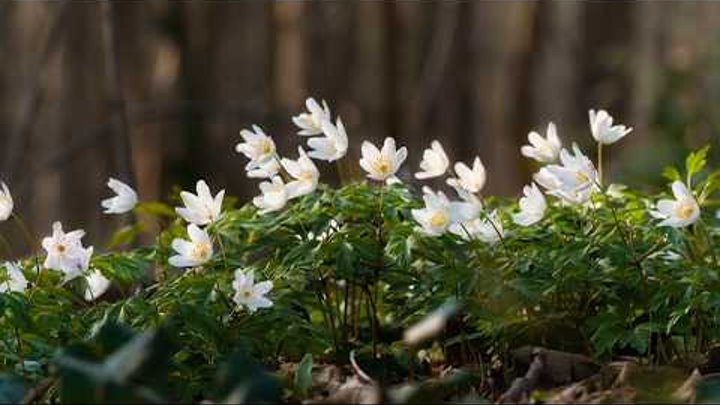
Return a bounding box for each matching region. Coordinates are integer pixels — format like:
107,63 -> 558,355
430,211 -> 449,229
56,244 -> 66,254
191,242 -> 211,262
259,140 -> 274,155
675,200 -> 696,220
575,170 -> 590,184
373,158 -> 392,177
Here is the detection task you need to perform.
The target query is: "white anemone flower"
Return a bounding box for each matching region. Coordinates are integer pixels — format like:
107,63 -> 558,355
281,147 -> 320,199
253,176 -> 289,214
450,210 -> 504,244
236,125 -> 277,169
589,109 -> 633,145
521,122 -> 562,163
649,181 -> 700,228
0,262 -> 27,294
232,269 -> 274,313
293,97 -> 332,136
247,159 -> 280,179
415,140 -> 450,180
0,182 -> 13,221
359,137 -> 408,181
412,187 -> 479,236
101,178 -> 138,215
83,270 -> 111,302
175,180 -> 225,226
169,224 -> 213,268
512,183 -> 547,226
307,118 -> 349,162
534,144 -> 598,204
447,157 -> 487,194
42,222 -> 93,281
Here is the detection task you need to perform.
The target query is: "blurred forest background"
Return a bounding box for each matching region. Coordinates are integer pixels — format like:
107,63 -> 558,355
1,1 -> 720,252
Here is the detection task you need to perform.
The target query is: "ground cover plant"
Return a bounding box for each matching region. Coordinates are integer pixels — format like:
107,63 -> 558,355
2,98 -> 720,403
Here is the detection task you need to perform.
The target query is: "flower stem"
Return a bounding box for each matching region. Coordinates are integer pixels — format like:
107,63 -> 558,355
597,142 -> 604,187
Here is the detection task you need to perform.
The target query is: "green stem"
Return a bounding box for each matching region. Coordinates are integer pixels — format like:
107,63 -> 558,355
597,143 -> 604,186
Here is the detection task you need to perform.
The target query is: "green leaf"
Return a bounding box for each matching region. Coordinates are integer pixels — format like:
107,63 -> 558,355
294,353 -> 313,398
107,224 -> 143,249
686,146 -> 711,184
135,201 -> 176,218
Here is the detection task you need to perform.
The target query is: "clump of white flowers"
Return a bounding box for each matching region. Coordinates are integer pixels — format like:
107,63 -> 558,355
253,176 -> 289,214
447,157 -> 487,194
281,147 -> 320,199
236,125 -> 277,170
534,144 -> 598,205
512,183 -> 547,226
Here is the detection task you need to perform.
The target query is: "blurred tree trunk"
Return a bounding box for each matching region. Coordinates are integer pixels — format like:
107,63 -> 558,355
469,2 -> 536,195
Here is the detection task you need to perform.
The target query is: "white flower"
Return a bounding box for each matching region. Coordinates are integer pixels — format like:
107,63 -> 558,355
232,269 -> 273,313
235,125 -> 277,169
169,224 -> 213,268
307,118 -> 349,162
175,180 -> 225,226
0,181 -> 13,221
101,178 -> 138,214
450,210 -> 504,244
412,187 -> 479,236
359,137 -> 408,181
281,147 -> 320,199
649,181 -> 700,228
253,176 -> 289,214
512,183 -> 547,226
521,122 -> 562,163
293,97 -> 332,136
42,222 -> 93,281
0,262 -> 27,294
534,144 -> 598,204
83,270 -> 111,302
589,109 -> 632,145
415,140 -> 450,180
447,157 -> 487,194
247,159 -> 280,179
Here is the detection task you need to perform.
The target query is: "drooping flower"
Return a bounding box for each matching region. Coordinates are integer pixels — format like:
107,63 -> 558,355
281,147 -> 320,199
232,269 -> 273,313
512,183 -> 547,226
359,137 -> 408,181
0,262 -> 27,294
521,122 -> 562,163
447,157 -> 487,194
175,180 -> 225,226
649,181 -> 700,228
101,178 -> 138,215
307,118 -> 348,162
83,270 -> 111,302
450,210 -> 504,244
235,125 -> 277,169
246,159 -> 280,179
253,176 -> 289,214
0,181 -> 13,221
42,222 -> 93,281
415,140 -> 450,180
589,109 -> 633,145
169,224 -> 213,268
412,187 -> 479,236
293,97 -> 332,136
534,144 -> 598,204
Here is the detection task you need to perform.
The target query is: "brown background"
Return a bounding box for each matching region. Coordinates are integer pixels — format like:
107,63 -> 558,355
1,1 -> 719,253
